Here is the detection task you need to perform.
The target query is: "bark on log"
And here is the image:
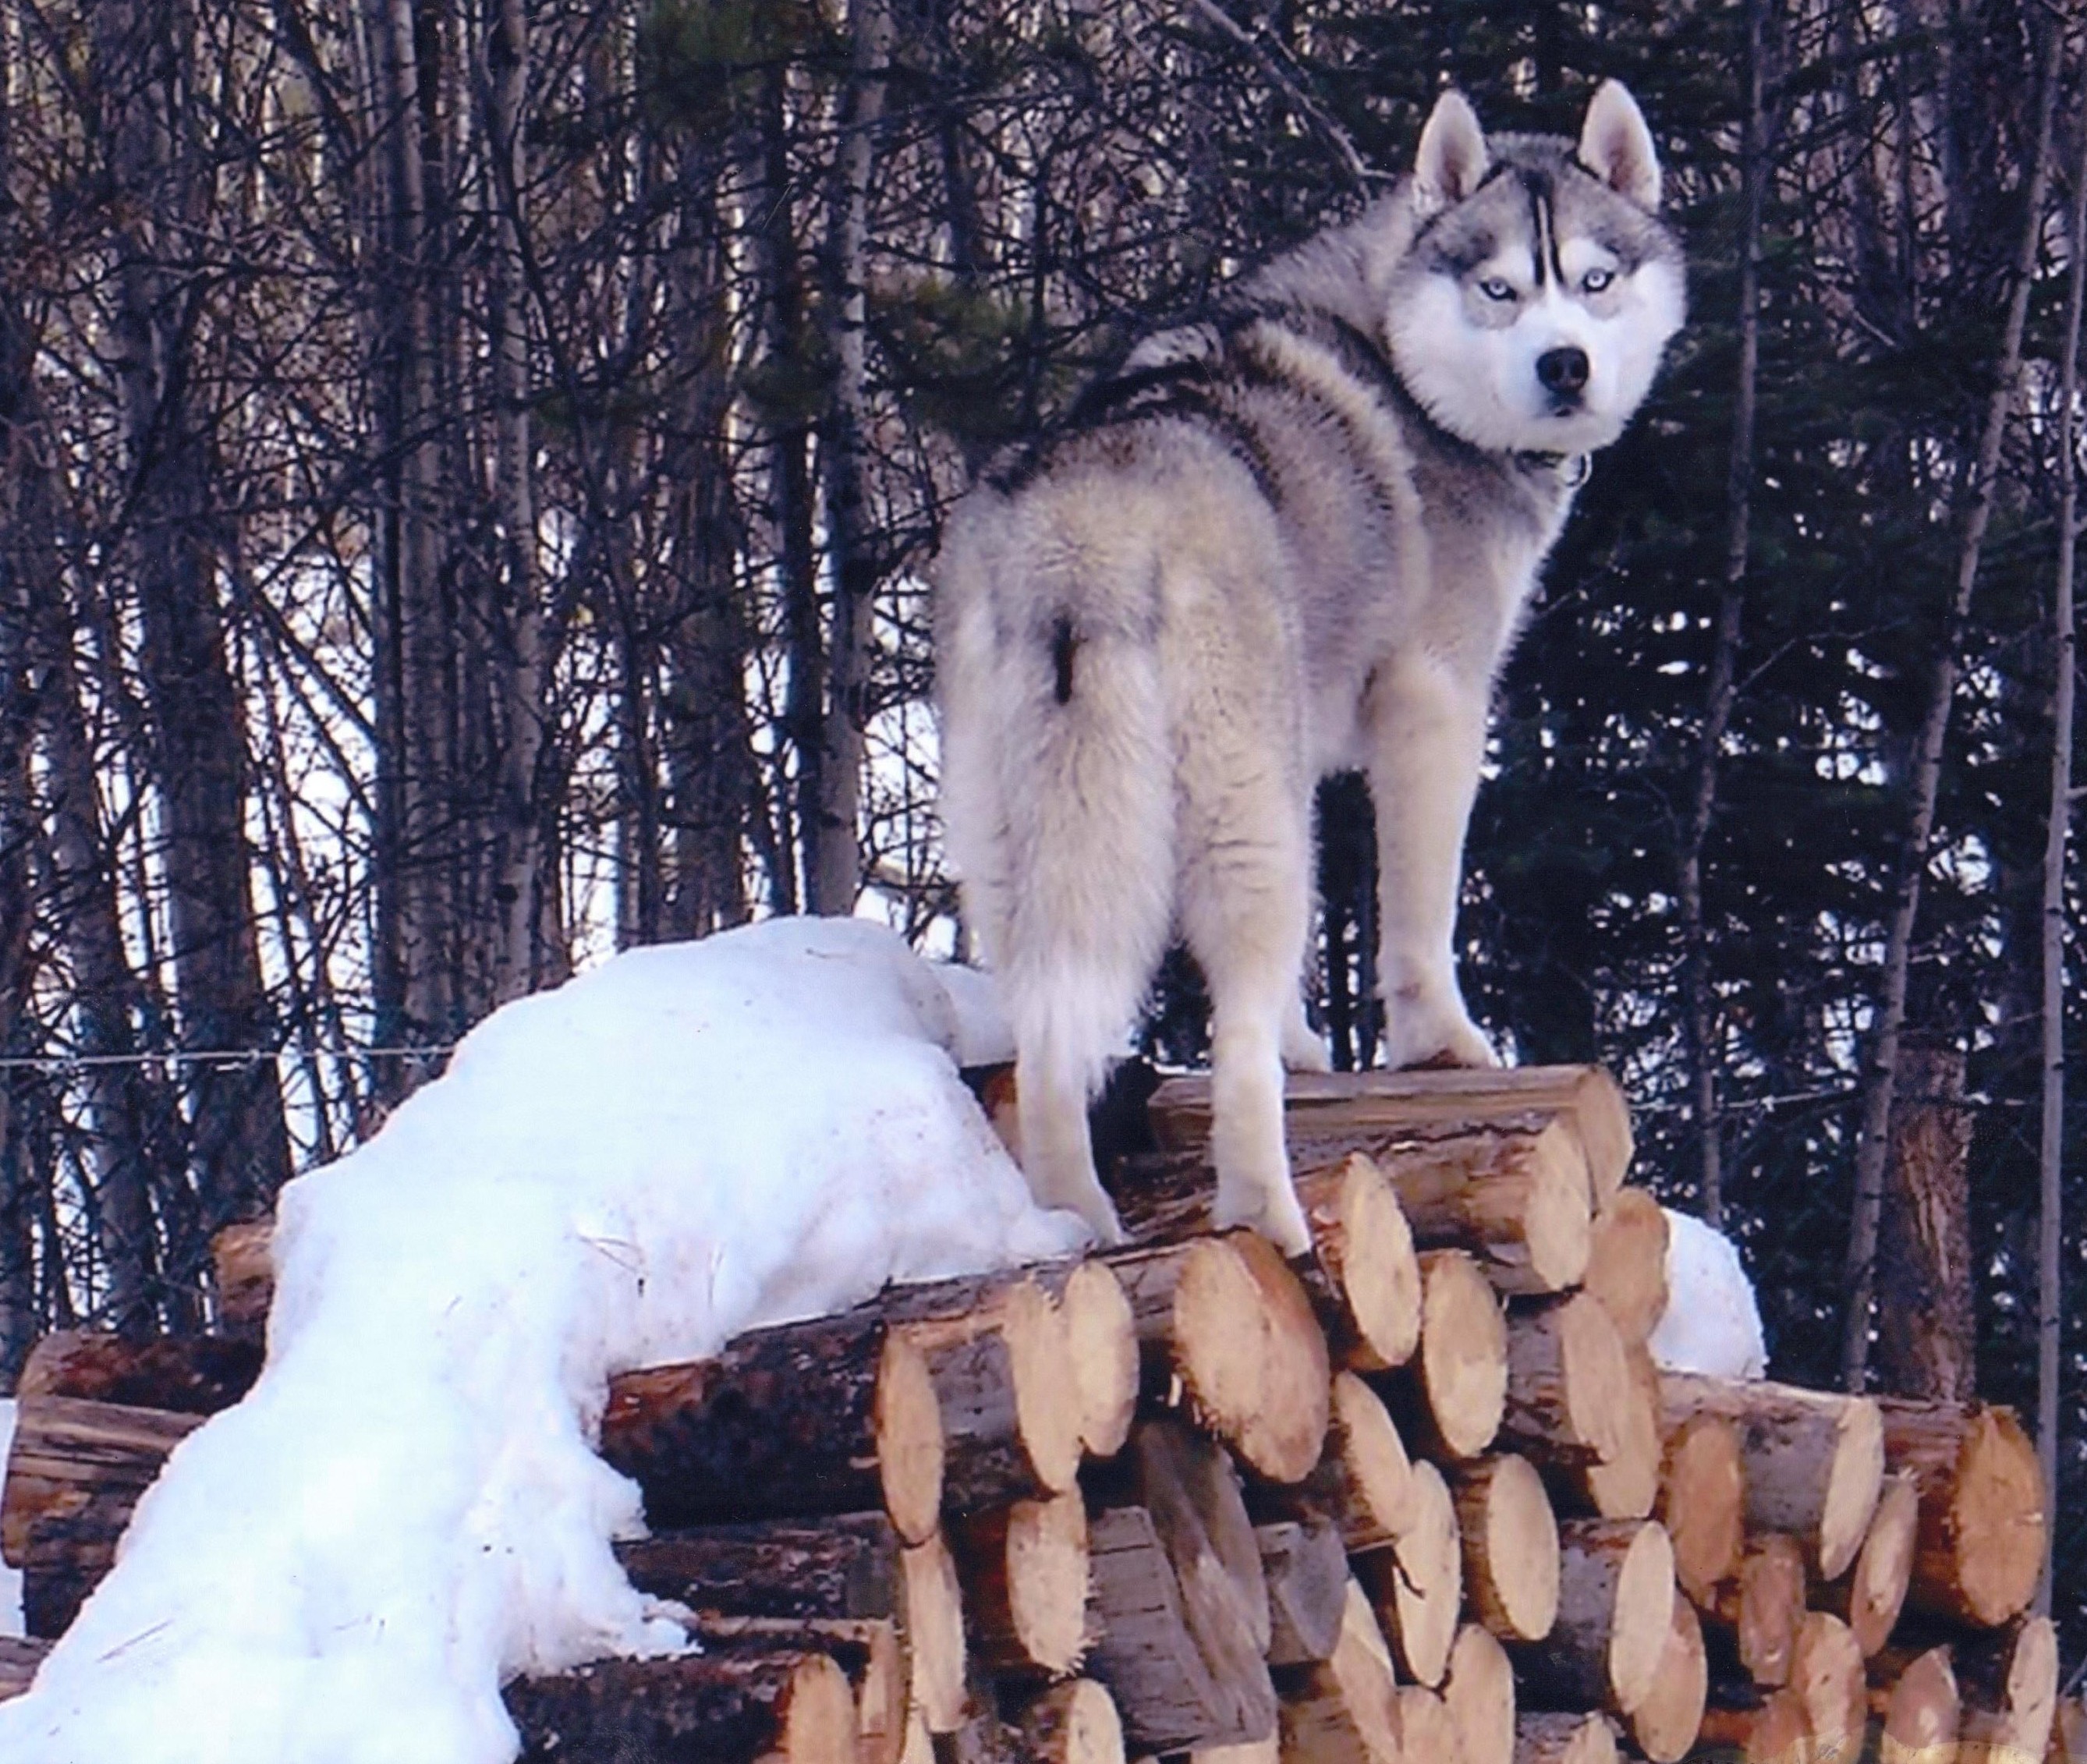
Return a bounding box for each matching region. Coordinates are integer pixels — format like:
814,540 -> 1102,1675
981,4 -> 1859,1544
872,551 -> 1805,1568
1876,1398 -> 2046,1628
900,1530 -> 968,1734
873,1273 -> 1082,1510
1444,1622 -> 1517,1764
1359,1457 -> 1461,1688
1149,1065 -> 1632,1207
1814,1471 -> 1916,1656
1876,1644 -> 1959,1764
1501,1295 -> 1657,1519
0,1636 -> 49,1703
1508,1517 -> 1674,1717
600,1312 -> 944,1544
616,1512 -> 904,1623
1582,1190 -> 1669,1348
1788,1612 -> 1866,1764
1695,1688 -> 1809,1764
18,1330 -> 262,1416
1955,1613 -> 2060,1762
504,1648 -> 859,1764
1514,1712 -> 1618,1764
1657,1412 -> 1745,1606
1394,1249 -> 1507,1460
1084,1503 -> 1276,1753
1451,1454 -> 1561,1644
1105,1234 -> 1329,1484
679,1617 -> 903,1764
1012,1681 -> 1126,1764
1274,1578 -> 1404,1764
1625,1588 -> 1705,1764
1258,1518 -> 1349,1667
953,1491 -> 1090,1678
1660,1373 -> 1884,1578
1702,1532 -> 1807,1690
211,1219 -> 275,1336
1,1394 -> 201,1638
1876,1043 -> 1975,1403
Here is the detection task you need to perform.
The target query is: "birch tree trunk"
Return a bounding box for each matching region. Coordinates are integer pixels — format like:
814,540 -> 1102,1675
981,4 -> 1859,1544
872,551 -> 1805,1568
2032,78 -> 2087,1615
1840,10 -> 2065,1390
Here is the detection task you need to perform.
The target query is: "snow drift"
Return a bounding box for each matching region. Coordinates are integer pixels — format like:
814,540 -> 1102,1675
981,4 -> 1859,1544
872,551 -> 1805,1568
1650,1206 -> 1769,1380
0,918 -> 1086,1763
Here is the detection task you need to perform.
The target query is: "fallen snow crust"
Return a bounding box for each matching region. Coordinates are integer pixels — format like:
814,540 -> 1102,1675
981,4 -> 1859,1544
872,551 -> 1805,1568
1649,1206 -> 1769,1380
0,919 -> 1084,1762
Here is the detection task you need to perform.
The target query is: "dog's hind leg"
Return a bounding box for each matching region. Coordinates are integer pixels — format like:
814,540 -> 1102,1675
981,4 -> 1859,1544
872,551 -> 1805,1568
1178,774 -> 1316,1258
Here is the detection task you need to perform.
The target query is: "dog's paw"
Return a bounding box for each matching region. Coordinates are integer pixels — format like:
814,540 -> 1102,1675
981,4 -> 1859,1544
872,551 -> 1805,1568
1381,992 -> 1497,1072
1281,1005 -> 1334,1074
1212,1180 -> 1313,1259
1079,1199 -> 1129,1250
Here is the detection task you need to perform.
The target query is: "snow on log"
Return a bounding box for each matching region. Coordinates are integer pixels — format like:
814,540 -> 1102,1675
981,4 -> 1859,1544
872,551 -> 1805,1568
1813,1470 -> 1916,1656
1443,1622 -> 1518,1764
503,1648 -> 859,1764
1394,1248 -> 1508,1460
1701,1532 -> 1806,1689
1875,1644 -> 1959,1764
1515,1710 -> 1618,1764
1582,1190 -> 1669,1348
1106,1234 -> 1329,1484
1358,1454 -> 1462,1687
1624,1585 -> 1705,1764
1876,1397 -> 2046,1627
0,1394 -> 203,1638
598,1311 -> 945,1544
1451,1453 -> 1561,1644
1660,1373 -> 1884,1578
1257,1518 -> 1348,1667
1274,1578 -> 1404,1764
1010,1680 -> 1126,1764
1509,1517 -> 1674,1717
1656,1411 -> 1744,1605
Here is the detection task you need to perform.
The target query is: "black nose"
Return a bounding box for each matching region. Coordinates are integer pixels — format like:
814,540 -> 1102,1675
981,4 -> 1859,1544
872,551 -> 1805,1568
1536,346 -> 1589,398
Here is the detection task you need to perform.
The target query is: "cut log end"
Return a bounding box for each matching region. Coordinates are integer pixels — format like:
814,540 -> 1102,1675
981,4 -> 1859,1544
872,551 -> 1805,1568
1060,1261 -> 1138,1459
960,1490 -> 1091,1678
1958,1613 -> 2060,1762
1817,1395 -> 1886,1581
1279,1579 -> 1404,1764
1326,1370 -> 1416,1552
900,1532 -> 967,1734
1312,1153 -> 1423,1371
877,1331 -> 947,1546
1398,1685 -> 1462,1764
1880,1643 -> 1960,1764
1603,1518 -> 1675,1716
1582,1189 -> 1669,1347
1455,1453 -> 1560,1644
1444,1623 -> 1517,1764
1823,1471 -> 1916,1656
1659,1414 -> 1744,1605
1515,1712 -> 1618,1764
1710,1532 -> 1807,1690
1417,1249 -> 1508,1459
1012,1680 -> 1126,1764
1367,1457 -> 1462,1688
1627,1590 -> 1706,1764
1791,1612 -> 1866,1762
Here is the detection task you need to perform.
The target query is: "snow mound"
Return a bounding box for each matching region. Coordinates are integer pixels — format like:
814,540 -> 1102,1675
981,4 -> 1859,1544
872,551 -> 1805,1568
0,918 -> 1088,1763
1649,1207 -> 1768,1380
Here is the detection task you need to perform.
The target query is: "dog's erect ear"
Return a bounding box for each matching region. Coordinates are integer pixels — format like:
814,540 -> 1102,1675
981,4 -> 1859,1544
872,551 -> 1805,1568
1413,90 -> 1488,218
1578,79 -> 1661,210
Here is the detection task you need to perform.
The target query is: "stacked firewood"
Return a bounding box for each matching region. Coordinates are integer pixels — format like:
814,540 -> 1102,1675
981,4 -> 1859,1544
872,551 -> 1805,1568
0,1066 -> 2060,1764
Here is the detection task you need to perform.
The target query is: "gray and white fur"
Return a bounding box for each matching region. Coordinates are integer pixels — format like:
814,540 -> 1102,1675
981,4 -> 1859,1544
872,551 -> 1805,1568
935,83 -> 1685,1251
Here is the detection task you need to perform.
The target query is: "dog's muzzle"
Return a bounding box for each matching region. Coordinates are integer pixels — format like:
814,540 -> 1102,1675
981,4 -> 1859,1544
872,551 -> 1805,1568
1536,345 -> 1590,407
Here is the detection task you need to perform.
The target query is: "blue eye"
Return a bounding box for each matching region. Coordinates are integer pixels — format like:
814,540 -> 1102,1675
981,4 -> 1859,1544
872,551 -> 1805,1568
1479,278 -> 1515,302
1582,267 -> 1614,293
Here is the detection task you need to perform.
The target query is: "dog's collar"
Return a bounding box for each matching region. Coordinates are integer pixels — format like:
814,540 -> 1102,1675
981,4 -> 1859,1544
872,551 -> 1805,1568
1515,449 -> 1591,488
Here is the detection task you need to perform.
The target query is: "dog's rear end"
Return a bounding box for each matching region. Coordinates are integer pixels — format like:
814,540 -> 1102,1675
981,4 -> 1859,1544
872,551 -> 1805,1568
935,486 -> 1175,1246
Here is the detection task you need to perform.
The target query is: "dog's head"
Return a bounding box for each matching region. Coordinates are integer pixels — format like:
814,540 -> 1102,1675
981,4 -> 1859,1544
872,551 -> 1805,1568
1383,83 -> 1685,458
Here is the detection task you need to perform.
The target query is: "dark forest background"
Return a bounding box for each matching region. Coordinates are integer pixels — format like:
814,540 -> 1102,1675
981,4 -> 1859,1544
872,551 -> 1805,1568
0,0 -> 2083,1654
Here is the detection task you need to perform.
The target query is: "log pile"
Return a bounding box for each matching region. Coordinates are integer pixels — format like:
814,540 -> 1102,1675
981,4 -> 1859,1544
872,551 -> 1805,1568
0,1064 -> 2060,1764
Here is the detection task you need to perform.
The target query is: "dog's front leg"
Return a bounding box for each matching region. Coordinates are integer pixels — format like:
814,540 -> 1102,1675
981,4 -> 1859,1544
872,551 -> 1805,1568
1363,652 -> 1497,1069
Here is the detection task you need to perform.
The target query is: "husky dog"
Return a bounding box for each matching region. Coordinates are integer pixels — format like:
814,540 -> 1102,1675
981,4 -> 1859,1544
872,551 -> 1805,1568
936,83 -> 1685,1252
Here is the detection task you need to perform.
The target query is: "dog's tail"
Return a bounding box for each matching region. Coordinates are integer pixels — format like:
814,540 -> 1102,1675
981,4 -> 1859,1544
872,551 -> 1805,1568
937,520 -> 1173,1224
